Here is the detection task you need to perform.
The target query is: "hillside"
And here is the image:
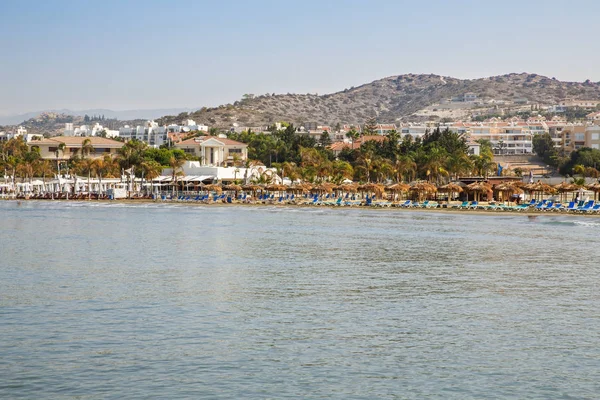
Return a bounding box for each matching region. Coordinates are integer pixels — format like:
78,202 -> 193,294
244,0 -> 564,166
157,73 -> 600,128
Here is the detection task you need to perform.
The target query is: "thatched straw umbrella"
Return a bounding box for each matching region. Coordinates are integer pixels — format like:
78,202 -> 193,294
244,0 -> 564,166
286,183 -> 313,197
524,181 -> 556,202
337,182 -> 357,196
410,181 -> 437,202
586,182 -> 600,202
312,182 -> 335,195
494,182 -> 523,204
555,182 -> 581,203
437,182 -> 464,203
223,184 -> 242,197
266,183 -> 287,195
466,181 -> 492,203
358,183 -> 386,199
241,184 -> 262,199
205,183 -> 223,194
386,183 -> 411,201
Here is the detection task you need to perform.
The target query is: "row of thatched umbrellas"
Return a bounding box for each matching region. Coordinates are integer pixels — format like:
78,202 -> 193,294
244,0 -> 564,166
184,180 -> 600,202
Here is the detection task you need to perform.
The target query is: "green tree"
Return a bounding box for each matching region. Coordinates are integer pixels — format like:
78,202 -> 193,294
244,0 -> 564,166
532,133 -> 557,166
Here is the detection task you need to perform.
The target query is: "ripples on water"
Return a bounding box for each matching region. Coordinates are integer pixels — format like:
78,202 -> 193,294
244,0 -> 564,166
1,201 -> 599,399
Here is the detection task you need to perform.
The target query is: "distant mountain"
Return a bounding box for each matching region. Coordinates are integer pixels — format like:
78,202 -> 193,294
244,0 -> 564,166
156,73 -> 600,128
0,107 -> 196,125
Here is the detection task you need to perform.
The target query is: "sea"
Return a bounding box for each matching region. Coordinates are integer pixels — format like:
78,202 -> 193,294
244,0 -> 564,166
1,200 -> 599,399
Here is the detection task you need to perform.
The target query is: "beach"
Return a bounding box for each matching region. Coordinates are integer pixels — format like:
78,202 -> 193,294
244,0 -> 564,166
4,196 -> 600,218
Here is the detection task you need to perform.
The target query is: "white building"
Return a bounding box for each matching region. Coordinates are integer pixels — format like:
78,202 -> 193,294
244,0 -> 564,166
161,161 -> 279,184
119,121 -> 167,147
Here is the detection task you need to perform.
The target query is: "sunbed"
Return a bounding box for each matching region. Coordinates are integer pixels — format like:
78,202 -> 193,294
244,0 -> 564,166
452,201 -> 469,209
577,201 -> 595,213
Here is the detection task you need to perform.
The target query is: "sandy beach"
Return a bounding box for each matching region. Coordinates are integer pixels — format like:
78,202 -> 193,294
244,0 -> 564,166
5,197 -> 600,218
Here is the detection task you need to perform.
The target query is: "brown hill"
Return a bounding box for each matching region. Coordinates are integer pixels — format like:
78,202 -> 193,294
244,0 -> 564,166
157,73 -> 600,128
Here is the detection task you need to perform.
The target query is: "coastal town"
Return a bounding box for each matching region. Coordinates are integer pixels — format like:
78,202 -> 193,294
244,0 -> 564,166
2,95 -> 600,212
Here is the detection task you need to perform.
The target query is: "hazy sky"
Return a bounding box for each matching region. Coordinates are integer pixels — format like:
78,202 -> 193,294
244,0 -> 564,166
2,0 -> 599,115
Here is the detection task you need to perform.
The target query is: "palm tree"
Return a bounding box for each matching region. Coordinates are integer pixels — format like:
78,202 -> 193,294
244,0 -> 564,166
445,152 -> 473,181
423,147 -> 448,183
394,155 -> 416,183
281,161 -> 298,183
74,158 -> 95,198
16,160 -> 34,185
345,128 -> 360,148
81,138 -> 95,158
169,155 -> 185,195
472,155 -> 495,178
140,160 -> 162,195
92,155 -> 116,196
55,142 -> 66,174
35,160 -> 55,193
331,160 -> 353,183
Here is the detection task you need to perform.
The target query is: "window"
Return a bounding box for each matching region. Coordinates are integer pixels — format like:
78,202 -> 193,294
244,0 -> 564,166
49,147 -> 58,152
229,148 -> 242,153
592,133 -> 599,140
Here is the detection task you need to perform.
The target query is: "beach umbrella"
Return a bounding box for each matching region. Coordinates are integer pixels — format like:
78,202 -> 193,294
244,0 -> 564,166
524,181 -> 555,201
386,183 -> 411,201
286,182 -> 312,194
555,182 -> 581,203
205,184 -> 223,193
358,183 -> 386,199
223,184 -> 242,197
338,182 -> 359,193
241,184 -> 261,198
466,181 -> 492,202
223,184 -> 242,191
311,182 -> 335,194
410,181 -> 437,201
266,183 -> 287,192
494,182 -> 523,203
586,183 -> 600,201
438,182 -> 463,202
386,183 -> 411,192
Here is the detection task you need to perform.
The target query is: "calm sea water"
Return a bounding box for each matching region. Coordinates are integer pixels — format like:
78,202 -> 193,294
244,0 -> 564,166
1,200 -> 599,399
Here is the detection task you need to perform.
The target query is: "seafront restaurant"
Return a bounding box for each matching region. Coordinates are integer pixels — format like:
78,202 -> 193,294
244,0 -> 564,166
157,161 -> 280,195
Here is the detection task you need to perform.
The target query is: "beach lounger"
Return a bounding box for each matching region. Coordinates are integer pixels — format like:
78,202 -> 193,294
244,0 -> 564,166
420,200 -> 430,208
513,204 -> 529,211
591,204 -> 600,213
398,200 -> 412,208
577,201 -> 594,213
469,201 -> 478,209
549,203 -> 563,212
453,201 -> 469,209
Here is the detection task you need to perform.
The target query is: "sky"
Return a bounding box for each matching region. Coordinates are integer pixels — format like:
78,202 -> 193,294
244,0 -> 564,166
1,0 -> 600,115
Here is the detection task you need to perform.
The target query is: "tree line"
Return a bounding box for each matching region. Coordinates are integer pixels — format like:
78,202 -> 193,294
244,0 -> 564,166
228,124 -> 496,184
0,138 -> 192,188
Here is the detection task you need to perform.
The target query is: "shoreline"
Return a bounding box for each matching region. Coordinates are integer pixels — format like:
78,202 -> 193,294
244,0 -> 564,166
4,197 -> 600,218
